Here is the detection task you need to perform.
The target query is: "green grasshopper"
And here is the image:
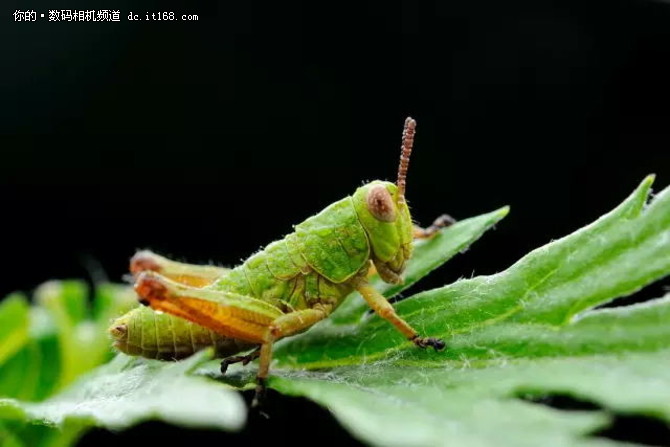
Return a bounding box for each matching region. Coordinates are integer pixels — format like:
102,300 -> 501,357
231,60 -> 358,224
109,117 -> 453,406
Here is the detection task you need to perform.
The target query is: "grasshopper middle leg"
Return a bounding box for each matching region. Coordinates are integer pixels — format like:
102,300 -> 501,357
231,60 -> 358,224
220,346 -> 261,374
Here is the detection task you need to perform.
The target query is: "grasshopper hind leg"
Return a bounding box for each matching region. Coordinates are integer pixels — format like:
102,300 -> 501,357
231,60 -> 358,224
220,346 -> 261,375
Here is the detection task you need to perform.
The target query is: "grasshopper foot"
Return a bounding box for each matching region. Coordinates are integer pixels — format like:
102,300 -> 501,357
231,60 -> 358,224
433,214 -> 457,228
411,335 -> 446,351
220,348 -> 261,375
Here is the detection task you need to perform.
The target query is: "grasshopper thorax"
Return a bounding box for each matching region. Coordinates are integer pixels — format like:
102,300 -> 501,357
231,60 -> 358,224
352,180 -> 413,284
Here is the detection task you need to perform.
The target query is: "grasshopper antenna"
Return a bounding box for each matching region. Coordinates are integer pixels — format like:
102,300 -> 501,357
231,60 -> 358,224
396,116 -> 416,204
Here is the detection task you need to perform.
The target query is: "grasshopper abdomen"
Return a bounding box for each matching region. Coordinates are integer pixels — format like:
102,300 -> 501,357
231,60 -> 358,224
110,306 -> 253,360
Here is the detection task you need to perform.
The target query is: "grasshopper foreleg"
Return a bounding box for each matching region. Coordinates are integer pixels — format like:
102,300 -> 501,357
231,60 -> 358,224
356,281 -> 445,350
413,214 -> 456,239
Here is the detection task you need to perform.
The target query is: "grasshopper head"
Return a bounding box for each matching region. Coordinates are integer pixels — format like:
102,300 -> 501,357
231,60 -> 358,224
353,117 -> 419,283
353,180 -> 414,283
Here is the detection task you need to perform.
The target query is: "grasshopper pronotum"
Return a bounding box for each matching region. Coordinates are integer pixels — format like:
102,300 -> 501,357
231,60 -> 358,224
109,117 -> 453,406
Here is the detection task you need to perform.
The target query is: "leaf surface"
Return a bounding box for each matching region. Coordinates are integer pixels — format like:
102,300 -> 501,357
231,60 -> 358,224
1,351 -> 246,432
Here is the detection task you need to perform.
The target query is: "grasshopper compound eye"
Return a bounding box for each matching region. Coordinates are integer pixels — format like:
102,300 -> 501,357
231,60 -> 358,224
366,185 -> 397,222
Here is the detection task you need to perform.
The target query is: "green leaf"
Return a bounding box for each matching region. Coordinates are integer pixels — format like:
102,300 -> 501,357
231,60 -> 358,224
444,295 -> 670,361
29,281 -> 137,393
0,422 -> 25,447
0,295 -> 29,365
1,414 -> 94,447
0,308 -> 62,402
0,280 -> 137,406
34,281 -> 90,390
0,350 -> 245,432
0,343 -> 42,401
272,349 -> 670,447
91,282 -> 138,325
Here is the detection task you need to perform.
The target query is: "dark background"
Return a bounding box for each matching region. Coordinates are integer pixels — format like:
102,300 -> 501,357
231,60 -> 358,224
2,0 -> 670,445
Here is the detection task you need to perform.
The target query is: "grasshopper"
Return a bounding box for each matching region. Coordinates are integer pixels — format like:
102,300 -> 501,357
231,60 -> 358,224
109,117 -> 453,406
